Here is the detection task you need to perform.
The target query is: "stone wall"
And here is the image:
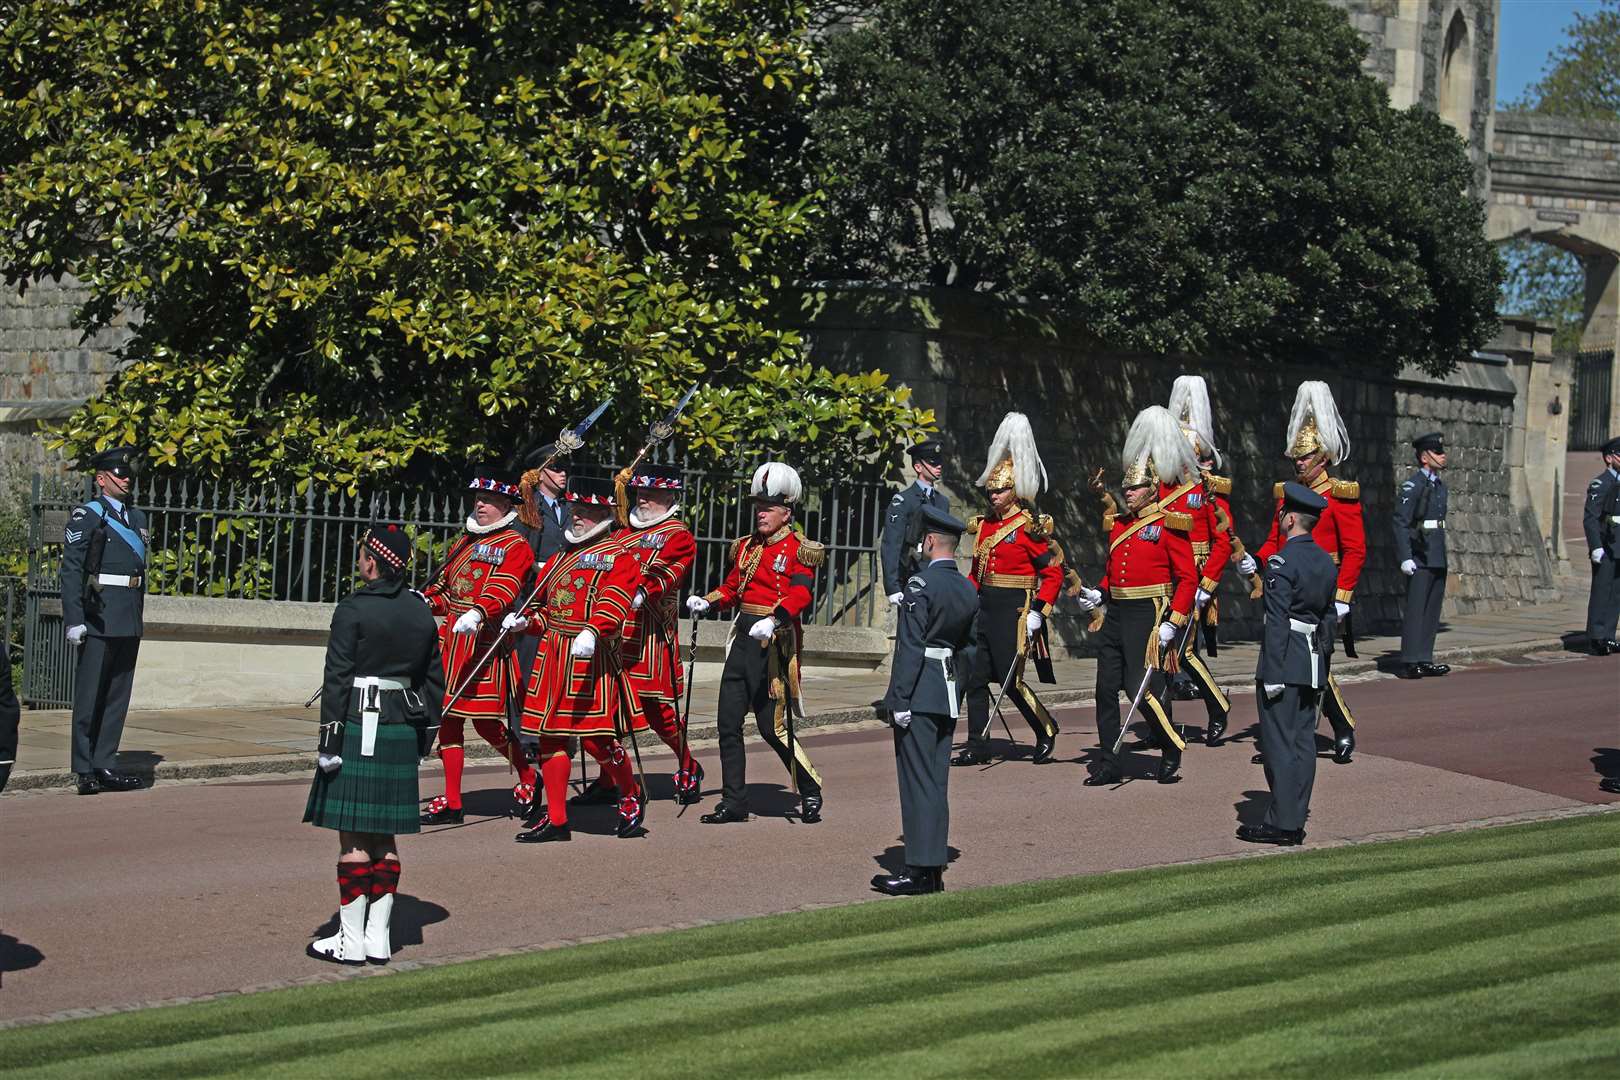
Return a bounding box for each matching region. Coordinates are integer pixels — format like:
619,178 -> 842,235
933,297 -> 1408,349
791,285 -> 1559,655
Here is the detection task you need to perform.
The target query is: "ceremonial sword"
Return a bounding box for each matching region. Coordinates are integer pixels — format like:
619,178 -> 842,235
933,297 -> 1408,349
1109,617 -> 1195,756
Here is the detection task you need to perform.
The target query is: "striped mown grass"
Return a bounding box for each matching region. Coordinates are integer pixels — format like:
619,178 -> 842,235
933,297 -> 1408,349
2,813 -> 1617,1077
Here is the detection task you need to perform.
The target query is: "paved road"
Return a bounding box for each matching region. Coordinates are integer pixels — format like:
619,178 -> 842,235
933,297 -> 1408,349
1,655 -> 1615,1024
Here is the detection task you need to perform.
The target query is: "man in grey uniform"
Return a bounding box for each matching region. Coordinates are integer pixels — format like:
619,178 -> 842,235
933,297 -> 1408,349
1584,434 -> 1620,655
60,446 -> 149,795
881,438 -> 949,608
1238,482 -> 1337,847
1394,431 -> 1450,679
874,503 -> 979,896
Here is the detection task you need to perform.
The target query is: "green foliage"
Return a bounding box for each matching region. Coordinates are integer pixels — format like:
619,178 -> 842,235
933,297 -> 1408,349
1508,0 -> 1620,121
1498,237 -> 1587,352
0,0 -> 930,489
808,0 -> 1503,375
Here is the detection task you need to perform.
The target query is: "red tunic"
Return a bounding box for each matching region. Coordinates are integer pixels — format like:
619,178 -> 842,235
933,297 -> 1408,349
609,516 -> 696,702
967,509 -> 1064,611
1158,474 -> 1233,594
703,526 -> 818,625
1102,503 -> 1197,624
1255,476 -> 1365,603
422,522 -> 534,719
518,532 -> 644,738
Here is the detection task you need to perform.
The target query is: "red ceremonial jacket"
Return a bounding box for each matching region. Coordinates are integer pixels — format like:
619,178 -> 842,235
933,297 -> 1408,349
703,525 -> 821,627
967,507 -> 1064,612
1256,475 -> 1364,603
609,515 -> 696,702
1158,473 -> 1234,594
1102,502 -> 1197,624
422,519 -> 534,719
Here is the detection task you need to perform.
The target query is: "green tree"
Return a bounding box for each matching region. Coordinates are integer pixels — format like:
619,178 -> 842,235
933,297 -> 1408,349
1509,0 -> 1620,120
1497,237 -> 1586,352
0,0 -> 930,489
808,0 -> 1503,375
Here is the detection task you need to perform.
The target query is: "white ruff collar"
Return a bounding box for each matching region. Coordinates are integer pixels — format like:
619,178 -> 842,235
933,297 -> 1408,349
465,510 -> 518,536
566,518 -> 614,545
629,503 -> 680,529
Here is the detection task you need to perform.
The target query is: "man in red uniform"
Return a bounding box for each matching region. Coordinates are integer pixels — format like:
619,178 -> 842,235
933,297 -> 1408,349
954,412 -> 1068,767
509,472 -> 647,843
1085,406 -> 1200,786
419,466 -> 537,825
686,461 -> 827,825
1245,381 -> 1362,764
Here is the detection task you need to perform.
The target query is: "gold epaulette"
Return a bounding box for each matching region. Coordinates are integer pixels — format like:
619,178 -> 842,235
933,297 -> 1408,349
1048,537 -> 1068,565
1206,474 -> 1231,495
1103,511 -> 1117,531
1163,510 -> 1194,532
730,535 -> 749,563
1329,478 -> 1359,500
796,536 -> 827,567
965,514 -> 985,533
1273,481 -> 1285,500
1027,512 -> 1054,540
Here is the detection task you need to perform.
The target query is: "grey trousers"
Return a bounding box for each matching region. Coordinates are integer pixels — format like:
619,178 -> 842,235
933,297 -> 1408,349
894,711 -> 954,868
71,635 -> 140,773
1588,557 -> 1620,642
1400,568 -> 1447,664
1258,684 -> 1321,833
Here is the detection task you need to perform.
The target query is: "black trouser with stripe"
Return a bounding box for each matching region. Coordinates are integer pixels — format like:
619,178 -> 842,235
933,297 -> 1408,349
1400,567 -> 1447,664
715,627 -> 821,809
1177,610 -> 1229,728
964,585 -> 1056,749
1094,598 -> 1183,766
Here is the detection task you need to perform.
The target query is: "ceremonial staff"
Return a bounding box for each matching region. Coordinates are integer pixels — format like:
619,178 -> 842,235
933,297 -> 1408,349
676,614 -> 700,814
613,383 -> 699,525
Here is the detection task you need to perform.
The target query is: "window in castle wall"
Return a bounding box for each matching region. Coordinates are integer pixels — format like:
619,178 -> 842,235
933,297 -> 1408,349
1439,9 -> 1475,142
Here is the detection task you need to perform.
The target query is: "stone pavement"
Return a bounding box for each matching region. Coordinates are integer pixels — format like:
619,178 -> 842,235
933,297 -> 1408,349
3,585 -> 1595,791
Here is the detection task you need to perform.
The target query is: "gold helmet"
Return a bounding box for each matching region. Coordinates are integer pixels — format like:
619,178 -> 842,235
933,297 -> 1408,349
1122,406 -> 1199,489
1285,382 -> 1350,464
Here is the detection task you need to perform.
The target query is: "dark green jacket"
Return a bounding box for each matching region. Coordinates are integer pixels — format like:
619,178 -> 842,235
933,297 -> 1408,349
320,577 -> 445,732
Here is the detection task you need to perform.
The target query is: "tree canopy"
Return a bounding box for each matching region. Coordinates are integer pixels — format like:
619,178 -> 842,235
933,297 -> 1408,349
808,0 -> 1503,374
0,0 -> 930,488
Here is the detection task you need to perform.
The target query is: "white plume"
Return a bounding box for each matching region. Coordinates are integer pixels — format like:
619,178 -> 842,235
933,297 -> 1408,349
975,412 -> 1047,501
1287,381 -> 1350,465
750,461 -> 802,503
1122,405 -> 1199,484
1168,374 -> 1221,469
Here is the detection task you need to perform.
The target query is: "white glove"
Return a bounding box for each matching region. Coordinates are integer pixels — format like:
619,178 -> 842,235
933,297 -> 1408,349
569,628 -> 597,658
452,608 -> 483,635
1401,559 -> 1417,576
1158,622 -> 1177,646
1195,588 -> 1211,608
748,615 -> 777,642
891,710 -> 912,730
1595,548 -> 1607,565
1238,553 -> 1257,577
1335,601 -> 1351,620
501,611 -> 529,633
1025,611 -> 1043,635
317,753 -> 343,774
631,588 -> 646,610
686,595 -> 710,615
1076,588 -> 1101,613
1264,683 -> 1284,700
887,592 -> 903,607
66,624 -> 87,646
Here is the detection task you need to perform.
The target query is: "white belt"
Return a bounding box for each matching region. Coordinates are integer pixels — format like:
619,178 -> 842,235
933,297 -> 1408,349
1289,619 -> 1321,688
1421,519 -> 1445,530
1610,515 -> 1620,525
923,646 -> 959,717
923,647 -> 953,659
97,573 -> 143,588
351,677 -> 408,756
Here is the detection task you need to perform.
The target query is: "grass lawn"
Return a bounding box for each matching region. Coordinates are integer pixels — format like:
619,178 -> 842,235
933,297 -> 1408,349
2,813 -> 1617,1078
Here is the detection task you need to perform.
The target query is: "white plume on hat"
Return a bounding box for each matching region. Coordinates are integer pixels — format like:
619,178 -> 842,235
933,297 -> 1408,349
975,412 -> 1047,502
1287,381 -> 1350,465
1168,374 -> 1221,469
1122,405 -> 1200,486
750,461 -> 802,504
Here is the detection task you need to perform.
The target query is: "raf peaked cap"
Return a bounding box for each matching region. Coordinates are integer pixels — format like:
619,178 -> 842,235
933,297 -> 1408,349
1281,481 -> 1328,516
565,472 -> 617,505
1412,431 -> 1445,454
909,438 -> 946,465
363,523 -> 412,571
1601,434 -> 1620,456
919,503 -> 968,538
88,446 -> 140,477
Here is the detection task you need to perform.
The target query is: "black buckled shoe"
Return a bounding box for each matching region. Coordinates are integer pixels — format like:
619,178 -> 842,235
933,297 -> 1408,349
1236,822 -> 1305,846
1157,749 -> 1182,784
76,772 -> 101,796
515,815 -> 572,843
951,747 -> 988,767
1600,777 -> 1620,794
1601,639 -> 1620,655
1332,730 -> 1355,765
1032,728 -> 1057,764
95,768 -> 142,792
1417,662 -> 1451,677
674,762 -> 705,805
616,794 -> 646,838
1083,763 -> 1124,787
1396,664 -> 1424,679
569,775 -> 619,806
871,867 -> 943,896
800,793 -> 823,824
419,796 -> 464,826
1205,714 -> 1228,747
700,801 -> 750,824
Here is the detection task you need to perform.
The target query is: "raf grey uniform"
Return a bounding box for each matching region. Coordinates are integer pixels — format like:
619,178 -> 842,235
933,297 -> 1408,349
1240,483 -> 1337,846
59,447 -> 149,793
874,505 -> 979,896
881,439 -> 950,600
1585,435 -> 1620,654
0,656 -> 18,795
1393,432 -> 1449,675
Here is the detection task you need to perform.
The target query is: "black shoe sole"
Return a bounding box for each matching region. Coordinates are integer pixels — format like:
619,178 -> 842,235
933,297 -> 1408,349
420,812 -> 465,825
306,943 -> 365,966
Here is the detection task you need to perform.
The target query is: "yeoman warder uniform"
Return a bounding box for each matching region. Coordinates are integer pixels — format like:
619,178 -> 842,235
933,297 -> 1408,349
1393,432 -> 1450,678
1583,435 -> 1620,655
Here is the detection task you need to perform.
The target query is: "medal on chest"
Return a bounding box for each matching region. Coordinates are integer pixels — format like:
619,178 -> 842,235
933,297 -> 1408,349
1139,525 -> 1161,542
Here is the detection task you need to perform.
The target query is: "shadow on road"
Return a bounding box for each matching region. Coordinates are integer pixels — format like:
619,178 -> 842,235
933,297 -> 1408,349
310,893 -> 448,953
1234,790 -> 1269,827
115,750 -> 165,783
871,844 -> 962,876
0,932 -> 45,980
1592,747 -> 1620,782
1560,631 -> 1598,655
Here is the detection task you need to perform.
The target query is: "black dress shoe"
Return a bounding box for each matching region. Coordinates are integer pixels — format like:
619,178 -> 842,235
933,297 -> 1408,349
1236,822 -> 1305,846
1417,662 -> 1451,677
1396,664 -> 1424,679
674,762 -> 705,806
1251,752 -> 1266,765
1032,730 -> 1057,764
872,867 -> 943,896
1083,764 -> 1123,787
515,816 -> 572,843
1206,714 -> 1228,747
951,747 -> 988,767
616,795 -> 646,838
569,775 -> 619,806
1601,639 -> 1620,655
95,768 -> 142,791
1157,750 -> 1182,784
800,793 -> 823,824
420,803 -> 465,826
76,772 -> 101,795
1600,776 -> 1620,794
1332,731 -> 1355,765
1169,675 -> 1201,701
700,802 -> 750,824
1590,640 -> 1612,656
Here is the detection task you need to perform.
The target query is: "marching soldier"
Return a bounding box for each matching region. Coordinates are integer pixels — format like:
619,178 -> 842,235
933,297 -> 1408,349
60,446 -> 148,795
1238,483 -> 1337,847
304,525 -> 444,964
1394,432 -> 1451,678
1162,375 -> 1234,745
954,413 -> 1066,767
1085,406 -> 1199,786
418,465 -> 538,825
1583,435 -> 1620,655
686,462 -> 828,825
874,504 -> 978,896
510,471 -> 648,842
1243,381 -> 1363,765
882,438 -> 950,607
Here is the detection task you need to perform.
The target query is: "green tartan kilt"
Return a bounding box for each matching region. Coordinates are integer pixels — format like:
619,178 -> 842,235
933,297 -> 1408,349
303,720 -> 422,835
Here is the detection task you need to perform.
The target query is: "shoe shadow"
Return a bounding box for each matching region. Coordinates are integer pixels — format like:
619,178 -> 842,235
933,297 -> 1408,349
1593,747 -> 1620,781
0,932 -> 45,976
873,843 -> 963,876
1373,651 -> 1407,674
113,750 -> 164,783
743,783 -> 804,818
1234,790 -> 1269,828
1561,631 -> 1593,654
461,787 -> 523,818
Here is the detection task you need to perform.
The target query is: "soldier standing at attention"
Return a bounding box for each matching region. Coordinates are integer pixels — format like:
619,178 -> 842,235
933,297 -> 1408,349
1393,432 -> 1451,679
874,504 -> 978,897
60,446 -> 149,796
882,438 -> 949,608
1238,483 -> 1337,847
1583,435 -> 1620,656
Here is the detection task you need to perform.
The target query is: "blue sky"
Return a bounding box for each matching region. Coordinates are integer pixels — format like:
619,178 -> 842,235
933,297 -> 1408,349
1496,0 -> 1605,106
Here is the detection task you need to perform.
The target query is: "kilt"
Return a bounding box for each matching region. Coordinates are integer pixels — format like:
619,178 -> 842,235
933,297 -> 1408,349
303,719 -> 422,835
